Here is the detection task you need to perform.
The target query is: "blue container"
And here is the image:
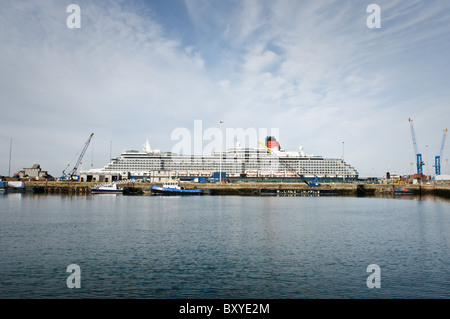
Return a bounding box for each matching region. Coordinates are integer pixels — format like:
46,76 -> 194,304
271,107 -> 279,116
212,172 -> 226,182
0,181 -> 6,188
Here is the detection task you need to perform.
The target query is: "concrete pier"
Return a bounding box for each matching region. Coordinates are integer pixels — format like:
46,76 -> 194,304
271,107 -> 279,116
16,181 -> 450,199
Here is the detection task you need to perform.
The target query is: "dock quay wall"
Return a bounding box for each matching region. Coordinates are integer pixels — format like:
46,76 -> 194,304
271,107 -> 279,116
16,181 -> 450,199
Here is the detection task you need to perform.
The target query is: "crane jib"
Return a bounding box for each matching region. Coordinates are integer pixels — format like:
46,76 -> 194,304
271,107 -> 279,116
63,133 -> 94,179
257,141 -> 316,186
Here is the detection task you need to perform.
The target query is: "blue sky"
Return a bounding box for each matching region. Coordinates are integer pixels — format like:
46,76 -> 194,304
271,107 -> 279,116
1,0 -> 449,178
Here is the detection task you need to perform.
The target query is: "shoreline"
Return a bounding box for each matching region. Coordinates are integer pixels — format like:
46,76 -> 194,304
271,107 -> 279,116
4,181 -> 449,199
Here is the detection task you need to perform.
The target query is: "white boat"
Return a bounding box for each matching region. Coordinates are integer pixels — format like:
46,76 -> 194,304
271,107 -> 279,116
7,181 -> 24,188
90,183 -> 123,194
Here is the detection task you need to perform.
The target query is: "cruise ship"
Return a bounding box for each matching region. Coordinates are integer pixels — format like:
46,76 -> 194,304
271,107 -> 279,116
80,136 -> 358,183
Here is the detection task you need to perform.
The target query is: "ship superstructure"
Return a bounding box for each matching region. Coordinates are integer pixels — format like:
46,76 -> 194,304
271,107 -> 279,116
80,137 -> 358,183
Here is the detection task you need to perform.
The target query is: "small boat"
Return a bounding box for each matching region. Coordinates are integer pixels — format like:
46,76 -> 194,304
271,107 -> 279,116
151,180 -> 203,196
90,183 -> 123,194
394,188 -> 413,195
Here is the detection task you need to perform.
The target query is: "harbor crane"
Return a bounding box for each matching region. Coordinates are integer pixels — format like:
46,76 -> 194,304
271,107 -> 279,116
61,133 -> 94,181
258,141 -> 320,187
434,128 -> 448,175
408,118 -> 424,175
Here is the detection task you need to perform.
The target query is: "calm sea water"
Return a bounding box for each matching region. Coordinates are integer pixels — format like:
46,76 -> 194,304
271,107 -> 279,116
1,192 -> 449,299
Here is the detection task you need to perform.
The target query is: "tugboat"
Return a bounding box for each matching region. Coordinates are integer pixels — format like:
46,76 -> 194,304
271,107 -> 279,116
151,180 -> 203,196
90,183 -> 123,194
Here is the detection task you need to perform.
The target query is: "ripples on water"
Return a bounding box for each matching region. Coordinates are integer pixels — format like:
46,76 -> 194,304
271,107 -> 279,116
1,193 -> 449,298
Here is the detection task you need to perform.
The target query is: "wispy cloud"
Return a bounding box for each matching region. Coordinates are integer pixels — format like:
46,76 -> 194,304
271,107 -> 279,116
0,0 -> 222,173
1,0 -> 449,177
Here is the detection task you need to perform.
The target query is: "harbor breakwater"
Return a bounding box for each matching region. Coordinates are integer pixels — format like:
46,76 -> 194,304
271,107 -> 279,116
11,181 -> 450,199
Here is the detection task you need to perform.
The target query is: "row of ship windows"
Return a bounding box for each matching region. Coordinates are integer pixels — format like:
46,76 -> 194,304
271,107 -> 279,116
108,165 -> 353,170
109,161 -> 348,166
109,166 -> 352,170
117,157 -> 346,162
107,167 -> 355,173
109,161 -> 350,165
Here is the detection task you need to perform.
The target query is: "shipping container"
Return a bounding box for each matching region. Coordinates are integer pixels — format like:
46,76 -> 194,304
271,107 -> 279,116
212,172 -> 226,182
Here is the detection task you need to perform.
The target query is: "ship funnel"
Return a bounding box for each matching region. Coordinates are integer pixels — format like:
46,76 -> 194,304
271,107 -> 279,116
299,146 -> 305,157
265,136 -> 281,151
143,138 -> 151,152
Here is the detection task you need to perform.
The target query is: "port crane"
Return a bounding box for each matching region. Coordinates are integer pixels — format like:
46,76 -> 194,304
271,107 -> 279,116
258,141 -> 320,187
61,133 -> 94,181
434,128 -> 448,175
408,118 -> 424,175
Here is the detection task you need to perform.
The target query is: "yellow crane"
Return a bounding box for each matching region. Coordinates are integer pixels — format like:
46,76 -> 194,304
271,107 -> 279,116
257,141 -> 320,187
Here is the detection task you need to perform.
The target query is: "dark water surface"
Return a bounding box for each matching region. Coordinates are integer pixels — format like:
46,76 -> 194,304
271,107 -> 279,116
1,193 -> 449,298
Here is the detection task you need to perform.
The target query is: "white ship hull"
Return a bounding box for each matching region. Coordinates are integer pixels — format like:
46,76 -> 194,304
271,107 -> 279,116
81,136 -> 359,182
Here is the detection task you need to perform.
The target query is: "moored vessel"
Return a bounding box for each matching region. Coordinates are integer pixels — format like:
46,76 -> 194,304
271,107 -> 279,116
80,136 -> 359,183
90,183 -> 123,194
151,180 -> 203,196
394,188 -> 413,195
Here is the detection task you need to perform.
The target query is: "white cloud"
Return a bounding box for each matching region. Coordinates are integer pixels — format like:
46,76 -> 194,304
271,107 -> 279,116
1,0 -> 449,178
0,1 -> 223,175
